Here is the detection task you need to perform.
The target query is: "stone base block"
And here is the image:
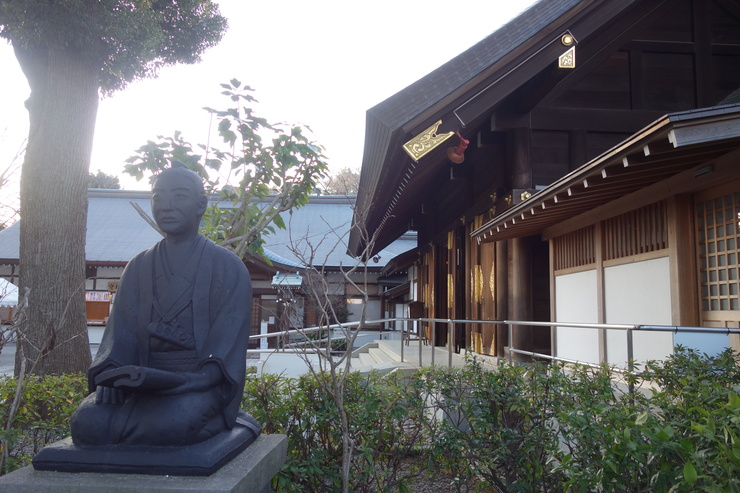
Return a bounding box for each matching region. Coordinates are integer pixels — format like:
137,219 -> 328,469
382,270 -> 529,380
0,434 -> 287,493
33,422 -> 260,476
35,406 -> 262,476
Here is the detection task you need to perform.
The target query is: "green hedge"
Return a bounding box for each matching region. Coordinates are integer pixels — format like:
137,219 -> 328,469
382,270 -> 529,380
408,347 -> 740,493
1,347 -> 739,493
242,370 -> 423,492
242,348 -> 740,492
0,372 -> 87,474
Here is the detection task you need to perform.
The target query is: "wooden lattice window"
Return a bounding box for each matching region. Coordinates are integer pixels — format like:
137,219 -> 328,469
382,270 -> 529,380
553,226 -> 595,271
697,191 -> 740,312
251,298 -> 262,335
603,201 -> 668,261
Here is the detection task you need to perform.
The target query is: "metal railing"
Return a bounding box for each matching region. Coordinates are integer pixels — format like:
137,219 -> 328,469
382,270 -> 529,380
247,321 -> 365,353
504,320 -> 740,369
248,318 -> 740,370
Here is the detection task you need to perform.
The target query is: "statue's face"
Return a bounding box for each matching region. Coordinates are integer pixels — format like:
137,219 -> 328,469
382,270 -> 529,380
151,172 -> 206,239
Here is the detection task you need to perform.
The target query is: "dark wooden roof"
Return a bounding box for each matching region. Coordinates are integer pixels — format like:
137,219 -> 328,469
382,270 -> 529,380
350,0 -> 645,257
471,103 -> 740,241
380,245 -> 421,276
365,0 -> 582,133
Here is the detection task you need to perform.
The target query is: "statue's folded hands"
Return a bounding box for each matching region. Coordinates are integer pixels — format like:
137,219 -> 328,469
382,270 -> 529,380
94,365 -> 188,391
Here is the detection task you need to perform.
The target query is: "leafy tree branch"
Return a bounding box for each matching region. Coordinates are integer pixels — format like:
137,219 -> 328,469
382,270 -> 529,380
125,79 -> 329,259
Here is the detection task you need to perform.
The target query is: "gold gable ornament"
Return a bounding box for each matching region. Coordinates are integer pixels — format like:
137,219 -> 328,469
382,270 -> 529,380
559,32 -> 576,69
559,46 -> 576,69
403,120 -> 455,162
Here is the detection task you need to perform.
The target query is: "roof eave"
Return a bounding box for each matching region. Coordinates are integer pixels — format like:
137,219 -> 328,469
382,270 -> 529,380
350,0 -> 641,257
471,104 -> 740,241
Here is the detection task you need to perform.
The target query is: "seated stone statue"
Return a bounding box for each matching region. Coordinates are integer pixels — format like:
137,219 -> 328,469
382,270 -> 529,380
66,163 -> 260,458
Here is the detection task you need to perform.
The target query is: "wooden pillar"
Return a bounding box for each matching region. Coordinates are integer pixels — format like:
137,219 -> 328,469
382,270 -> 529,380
479,238 -> 496,354
495,240 -> 508,357
667,195 -> 698,325
434,243 -> 447,346
511,128 -> 532,189
510,236 -> 532,360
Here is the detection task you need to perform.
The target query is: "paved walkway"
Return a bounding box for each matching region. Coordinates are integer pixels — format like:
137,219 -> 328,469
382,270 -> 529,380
0,342 -> 101,376
0,342 -> 16,375
378,338 -> 471,368
0,335 -> 501,377
350,337 -> 501,373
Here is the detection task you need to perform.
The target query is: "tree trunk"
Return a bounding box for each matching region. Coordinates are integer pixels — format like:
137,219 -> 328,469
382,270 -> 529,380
15,44 -> 97,375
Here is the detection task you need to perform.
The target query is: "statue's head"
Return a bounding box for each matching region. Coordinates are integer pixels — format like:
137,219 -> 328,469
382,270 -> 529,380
151,161 -> 207,240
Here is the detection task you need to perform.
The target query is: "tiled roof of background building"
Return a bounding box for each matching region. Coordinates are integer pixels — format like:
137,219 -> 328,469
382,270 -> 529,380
0,190 -> 416,269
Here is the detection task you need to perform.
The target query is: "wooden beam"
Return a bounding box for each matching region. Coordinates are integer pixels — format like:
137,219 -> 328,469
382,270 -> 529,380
626,139 -> 740,166
623,40 -> 696,54
453,38 -> 571,128
492,108 -> 664,133
570,129 -> 588,169
643,138 -> 677,156
511,128 -> 532,189
537,0 -> 672,108
717,0 -> 740,22
606,154 -> 720,180
543,148 -> 740,239
630,47 -> 642,110
669,121 -> 740,147
693,0 -> 712,108
453,0 -> 656,126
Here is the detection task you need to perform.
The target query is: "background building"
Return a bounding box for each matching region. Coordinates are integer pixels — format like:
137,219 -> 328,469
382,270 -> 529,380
0,190 -> 416,346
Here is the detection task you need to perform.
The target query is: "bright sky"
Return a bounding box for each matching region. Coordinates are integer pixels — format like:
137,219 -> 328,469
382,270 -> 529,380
0,0 -> 537,192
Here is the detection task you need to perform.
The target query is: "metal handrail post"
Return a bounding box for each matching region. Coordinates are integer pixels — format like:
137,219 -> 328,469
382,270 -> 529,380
626,327 -> 635,394
431,322 -> 436,367
507,322 -> 513,364
419,320 -> 423,367
401,318 -> 406,363
448,319 -> 454,368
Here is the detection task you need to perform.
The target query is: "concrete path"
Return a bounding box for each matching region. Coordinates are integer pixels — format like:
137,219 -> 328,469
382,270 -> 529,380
350,338 -> 499,373
0,342 -> 16,375
0,342 -> 101,376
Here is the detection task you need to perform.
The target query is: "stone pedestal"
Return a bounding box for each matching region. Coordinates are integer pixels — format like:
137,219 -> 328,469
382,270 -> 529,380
33,418 -> 262,476
0,434 -> 287,493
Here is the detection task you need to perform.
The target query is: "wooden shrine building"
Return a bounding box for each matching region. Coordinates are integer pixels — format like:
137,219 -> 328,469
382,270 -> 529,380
349,0 -> 740,364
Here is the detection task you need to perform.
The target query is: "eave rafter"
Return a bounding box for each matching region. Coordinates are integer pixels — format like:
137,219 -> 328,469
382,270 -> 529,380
473,105 -> 740,243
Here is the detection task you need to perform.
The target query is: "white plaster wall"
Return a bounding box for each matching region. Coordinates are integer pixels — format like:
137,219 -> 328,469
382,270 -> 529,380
366,299 -> 382,321
554,269 -> 600,364
251,279 -> 273,290
97,266 -> 124,278
347,299 -> 381,323
409,265 -> 419,300
393,303 -> 406,331
324,272 -> 346,295
604,257 -> 673,366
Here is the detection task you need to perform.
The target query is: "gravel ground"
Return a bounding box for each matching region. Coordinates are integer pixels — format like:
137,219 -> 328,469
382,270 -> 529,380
408,474 -> 462,492
393,459 -> 469,493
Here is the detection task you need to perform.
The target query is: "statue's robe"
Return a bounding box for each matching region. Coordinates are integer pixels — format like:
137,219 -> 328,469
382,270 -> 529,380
71,234 -> 252,446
